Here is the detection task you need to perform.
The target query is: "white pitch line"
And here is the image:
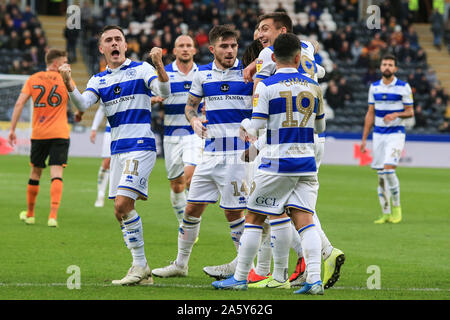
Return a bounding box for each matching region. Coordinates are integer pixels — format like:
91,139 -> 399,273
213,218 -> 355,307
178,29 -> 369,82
0,282 -> 449,292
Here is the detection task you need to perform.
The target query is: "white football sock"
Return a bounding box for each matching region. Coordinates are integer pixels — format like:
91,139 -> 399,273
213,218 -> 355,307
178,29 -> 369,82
229,217 -> 245,251
176,214 -> 201,268
290,222 -> 303,258
270,218 -> 292,283
234,224 -> 262,281
255,220 -> 272,276
312,213 -> 333,260
299,224 -> 322,284
97,166 -> 109,199
123,210 -> 147,268
120,223 -> 130,249
377,170 -> 391,214
385,169 -> 400,207
170,190 -> 187,224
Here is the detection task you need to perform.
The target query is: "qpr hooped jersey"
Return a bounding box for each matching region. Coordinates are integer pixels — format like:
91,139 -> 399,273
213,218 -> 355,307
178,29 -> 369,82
368,77 -> 413,135
252,68 -> 325,176
163,61 -> 201,141
255,40 -> 319,82
86,59 -> 161,155
189,59 -> 253,154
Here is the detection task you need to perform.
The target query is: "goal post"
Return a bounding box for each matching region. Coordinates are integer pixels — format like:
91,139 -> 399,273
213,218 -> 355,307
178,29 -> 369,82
0,74 -> 32,155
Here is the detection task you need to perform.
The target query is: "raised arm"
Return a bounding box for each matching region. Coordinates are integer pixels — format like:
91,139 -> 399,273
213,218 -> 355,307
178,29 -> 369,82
59,63 -> 98,115
148,47 -> 170,98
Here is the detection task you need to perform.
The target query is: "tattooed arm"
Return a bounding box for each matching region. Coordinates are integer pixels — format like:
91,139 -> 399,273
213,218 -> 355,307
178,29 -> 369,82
185,94 -> 208,138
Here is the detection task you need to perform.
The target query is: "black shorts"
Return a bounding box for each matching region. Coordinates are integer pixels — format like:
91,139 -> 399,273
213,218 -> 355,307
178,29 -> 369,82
30,138 -> 70,168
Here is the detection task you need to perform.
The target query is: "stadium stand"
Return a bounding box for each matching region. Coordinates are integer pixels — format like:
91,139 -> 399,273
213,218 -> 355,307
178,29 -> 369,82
0,2 -> 47,74
2,0 -> 449,136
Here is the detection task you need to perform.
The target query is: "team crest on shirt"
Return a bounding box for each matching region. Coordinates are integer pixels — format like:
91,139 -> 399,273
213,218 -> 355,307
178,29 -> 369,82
183,82 -> 191,90
114,85 -> 121,95
125,68 -> 137,79
220,83 -> 230,92
256,59 -> 263,73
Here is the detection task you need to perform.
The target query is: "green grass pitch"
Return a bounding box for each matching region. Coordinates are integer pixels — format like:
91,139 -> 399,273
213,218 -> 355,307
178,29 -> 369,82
0,154 -> 449,300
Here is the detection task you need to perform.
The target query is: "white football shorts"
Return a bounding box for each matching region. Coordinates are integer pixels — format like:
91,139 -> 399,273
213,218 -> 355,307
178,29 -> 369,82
187,154 -> 250,210
247,172 -> 319,216
101,130 -> 111,158
109,150 -> 156,201
164,134 -> 203,180
371,132 -> 405,170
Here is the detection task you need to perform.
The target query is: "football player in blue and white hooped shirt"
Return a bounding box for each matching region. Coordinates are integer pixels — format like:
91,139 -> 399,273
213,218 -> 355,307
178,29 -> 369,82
151,25 -> 253,279
213,33 -> 325,293
361,54 -> 414,224
162,35 -> 203,228
243,13 -> 345,291
59,25 -> 171,286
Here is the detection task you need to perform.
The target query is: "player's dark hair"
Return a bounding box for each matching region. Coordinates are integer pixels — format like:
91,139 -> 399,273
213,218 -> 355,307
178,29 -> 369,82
273,33 -> 301,64
99,25 -> 126,44
381,54 -> 397,66
242,39 -> 263,68
45,49 -> 67,65
208,25 -> 239,45
257,12 -> 293,33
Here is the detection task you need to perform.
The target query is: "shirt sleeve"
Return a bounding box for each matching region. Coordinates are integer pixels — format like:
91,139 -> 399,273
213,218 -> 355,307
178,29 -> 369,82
21,76 -> 32,95
255,47 -> 276,80
402,83 -> 414,106
188,69 -> 203,98
143,62 -> 158,89
251,81 -> 269,120
368,84 -> 375,105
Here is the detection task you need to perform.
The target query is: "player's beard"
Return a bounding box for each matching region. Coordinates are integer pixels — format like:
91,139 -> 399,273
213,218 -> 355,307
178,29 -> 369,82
382,70 -> 393,79
217,55 -> 235,69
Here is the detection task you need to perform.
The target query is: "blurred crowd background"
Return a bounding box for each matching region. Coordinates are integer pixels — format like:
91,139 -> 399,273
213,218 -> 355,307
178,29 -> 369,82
1,0 -> 450,134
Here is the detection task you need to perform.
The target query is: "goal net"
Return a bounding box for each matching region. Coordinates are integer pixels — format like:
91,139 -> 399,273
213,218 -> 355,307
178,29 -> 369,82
0,74 -> 32,155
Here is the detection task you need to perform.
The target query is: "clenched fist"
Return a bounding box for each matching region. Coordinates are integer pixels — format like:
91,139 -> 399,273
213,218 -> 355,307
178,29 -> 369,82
58,63 -> 74,91
149,47 -> 163,66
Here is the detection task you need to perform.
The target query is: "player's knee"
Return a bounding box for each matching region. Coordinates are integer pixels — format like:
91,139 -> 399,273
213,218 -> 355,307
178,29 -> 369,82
114,197 -> 135,221
170,178 -> 185,193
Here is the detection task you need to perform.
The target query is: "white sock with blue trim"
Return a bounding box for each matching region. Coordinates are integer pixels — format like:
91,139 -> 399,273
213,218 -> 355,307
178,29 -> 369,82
176,214 -> 201,268
384,169 -> 400,207
123,210 -> 147,268
229,217 -> 245,251
298,224 -> 321,284
290,222 -> 303,258
270,217 -> 292,282
234,224 -> 263,281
